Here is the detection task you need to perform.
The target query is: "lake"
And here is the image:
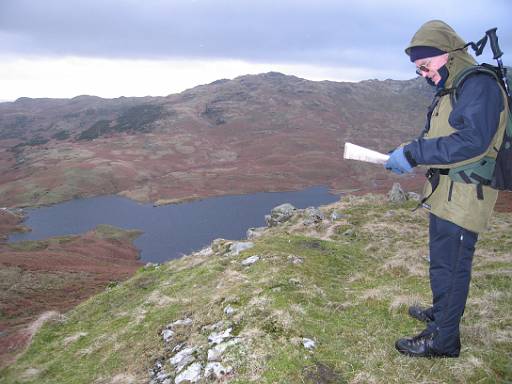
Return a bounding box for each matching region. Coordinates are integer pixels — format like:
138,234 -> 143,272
8,186 -> 340,263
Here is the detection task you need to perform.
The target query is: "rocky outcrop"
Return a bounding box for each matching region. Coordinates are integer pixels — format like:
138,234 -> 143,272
265,203 -> 297,227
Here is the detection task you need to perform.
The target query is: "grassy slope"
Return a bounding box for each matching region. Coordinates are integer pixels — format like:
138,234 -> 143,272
1,194 -> 510,384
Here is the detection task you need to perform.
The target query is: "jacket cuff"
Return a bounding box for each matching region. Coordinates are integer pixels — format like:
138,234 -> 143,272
403,147 -> 418,167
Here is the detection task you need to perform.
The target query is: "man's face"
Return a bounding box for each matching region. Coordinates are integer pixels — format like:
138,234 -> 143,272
415,53 -> 449,85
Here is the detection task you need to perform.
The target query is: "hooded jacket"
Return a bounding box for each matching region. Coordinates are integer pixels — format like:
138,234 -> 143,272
403,20 -> 508,233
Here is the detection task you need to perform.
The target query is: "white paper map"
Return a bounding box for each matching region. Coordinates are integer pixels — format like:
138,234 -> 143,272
343,142 -> 389,165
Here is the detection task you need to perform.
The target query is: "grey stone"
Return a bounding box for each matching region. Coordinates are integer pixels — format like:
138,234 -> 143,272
229,241 -> 255,256
265,203 -> 296,227
208,328 -> 233,345
175,362 -> 202,383
302,338 -> 316,350
202,321 -> 227,332
170,346 -> 197,373
303,207 -> 324,225
343,229 -> 354,236
207,338 -> 241,361
161,329 -> 175,344
330,211 -> 344,221
224,305 -> 236,316
287,255 -> 304,265
204,362 -> 233,380
241,255 -> 260,266
407,192 -> 421,201
168,318 -> 193,328
246,226 -> 266,240
388,183 -> 408,203
195,246 -> 213,257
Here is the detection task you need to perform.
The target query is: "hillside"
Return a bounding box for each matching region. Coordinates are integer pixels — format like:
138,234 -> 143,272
0,219 -> 143,369
1,191 -> 510,383
0,73 -> 432,208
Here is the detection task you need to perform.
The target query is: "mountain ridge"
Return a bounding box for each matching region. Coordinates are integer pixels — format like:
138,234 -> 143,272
0,72 -> 432,208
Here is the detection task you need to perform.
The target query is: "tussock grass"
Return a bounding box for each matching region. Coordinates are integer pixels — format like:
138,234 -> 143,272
1,194 -> 511,383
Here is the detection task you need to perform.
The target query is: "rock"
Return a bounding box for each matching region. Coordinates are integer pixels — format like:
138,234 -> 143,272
224,305 -> 236,316
407,191 -> 421,201
150,358 -> 171,384
343,229 -> 354,236
229,241 -> 255,256
170,346 -> 197,373
246,226 -> 266,240
265,203 -> 296,227
330,211 -> 344,221
302,338 -> 316,350
241,255 -> 260,266
202,321 -> 227,332
168,318 -> 193,328
204,362 -> 233,380
145,262 -> 160,269
195,246 -> 213,257
208,328 -> 233,345
211,239 -> 233,255
388,183 -> 408,203
172,343 -> 185,353
175,362 -> 203,384
303,207 -> 324,225
207,338 -> 241,361
287,255 -> 304,265
161,329 -> 175,344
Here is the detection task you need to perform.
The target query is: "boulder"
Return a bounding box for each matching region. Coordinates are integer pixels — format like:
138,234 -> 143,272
265,203 -> 296,227
161,329 -> 174,344
207,338 -> 240,361
175,363 -> 202,384
204,362 -> 233,380
246,226 -> 266,240
388,183 -> 408,203
170,346 -> 197,373
303,207 -> 324,225
302,338 -> 316,350
229,241 -> 255,256
241,255 -> 260,266
208,328 -> 233,345
224,305 -> 236,316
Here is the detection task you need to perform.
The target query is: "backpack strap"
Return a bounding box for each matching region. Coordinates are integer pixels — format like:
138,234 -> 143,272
450,65 -> 501,106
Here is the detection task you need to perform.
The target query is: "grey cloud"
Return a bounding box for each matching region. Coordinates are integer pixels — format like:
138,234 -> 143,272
0,0 -> 511,75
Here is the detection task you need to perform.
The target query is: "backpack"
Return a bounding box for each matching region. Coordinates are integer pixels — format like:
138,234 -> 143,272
446,63 -> 512,191
444,25 -> 512,191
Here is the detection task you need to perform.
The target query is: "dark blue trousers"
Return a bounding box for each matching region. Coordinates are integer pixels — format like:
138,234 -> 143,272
426,213 -> 478,354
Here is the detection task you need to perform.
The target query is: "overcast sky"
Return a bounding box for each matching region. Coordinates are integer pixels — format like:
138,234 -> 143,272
0,0 -> 510,100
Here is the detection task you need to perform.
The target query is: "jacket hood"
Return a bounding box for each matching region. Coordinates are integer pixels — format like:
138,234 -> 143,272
405,20 -> 466,55
406,20 -> 477,88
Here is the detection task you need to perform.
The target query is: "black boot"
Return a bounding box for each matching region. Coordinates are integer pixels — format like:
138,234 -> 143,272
395,330 -> 460,358
408,305 -> 434,323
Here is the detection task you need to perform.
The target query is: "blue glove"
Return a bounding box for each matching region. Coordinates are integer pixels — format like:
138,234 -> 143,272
385,147 -> 413,175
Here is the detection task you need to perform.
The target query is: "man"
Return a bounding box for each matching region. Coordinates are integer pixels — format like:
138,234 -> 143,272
384,20 -> 509,358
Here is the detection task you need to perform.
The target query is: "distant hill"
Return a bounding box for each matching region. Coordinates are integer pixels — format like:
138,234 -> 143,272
0,72 -> 434,208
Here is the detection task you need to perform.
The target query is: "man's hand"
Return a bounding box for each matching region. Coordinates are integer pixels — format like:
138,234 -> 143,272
385,147 -> 413,175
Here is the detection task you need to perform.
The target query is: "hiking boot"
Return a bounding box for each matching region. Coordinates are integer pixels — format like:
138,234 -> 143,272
408,305 -> 434,323
395,330 -> 460,358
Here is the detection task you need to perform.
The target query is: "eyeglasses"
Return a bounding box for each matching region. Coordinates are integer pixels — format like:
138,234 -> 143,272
416,60 -> 431,76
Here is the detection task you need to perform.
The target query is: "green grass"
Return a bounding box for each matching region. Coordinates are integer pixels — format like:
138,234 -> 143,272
1,194 -> 511,383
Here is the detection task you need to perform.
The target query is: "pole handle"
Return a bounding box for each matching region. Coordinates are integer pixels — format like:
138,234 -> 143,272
486,27 -> 503,60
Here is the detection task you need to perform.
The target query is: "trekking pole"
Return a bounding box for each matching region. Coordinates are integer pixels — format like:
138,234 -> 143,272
486,28 -> 511,99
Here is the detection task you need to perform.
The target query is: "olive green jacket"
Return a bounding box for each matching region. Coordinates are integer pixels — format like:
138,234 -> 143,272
405,20 -> 509,233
